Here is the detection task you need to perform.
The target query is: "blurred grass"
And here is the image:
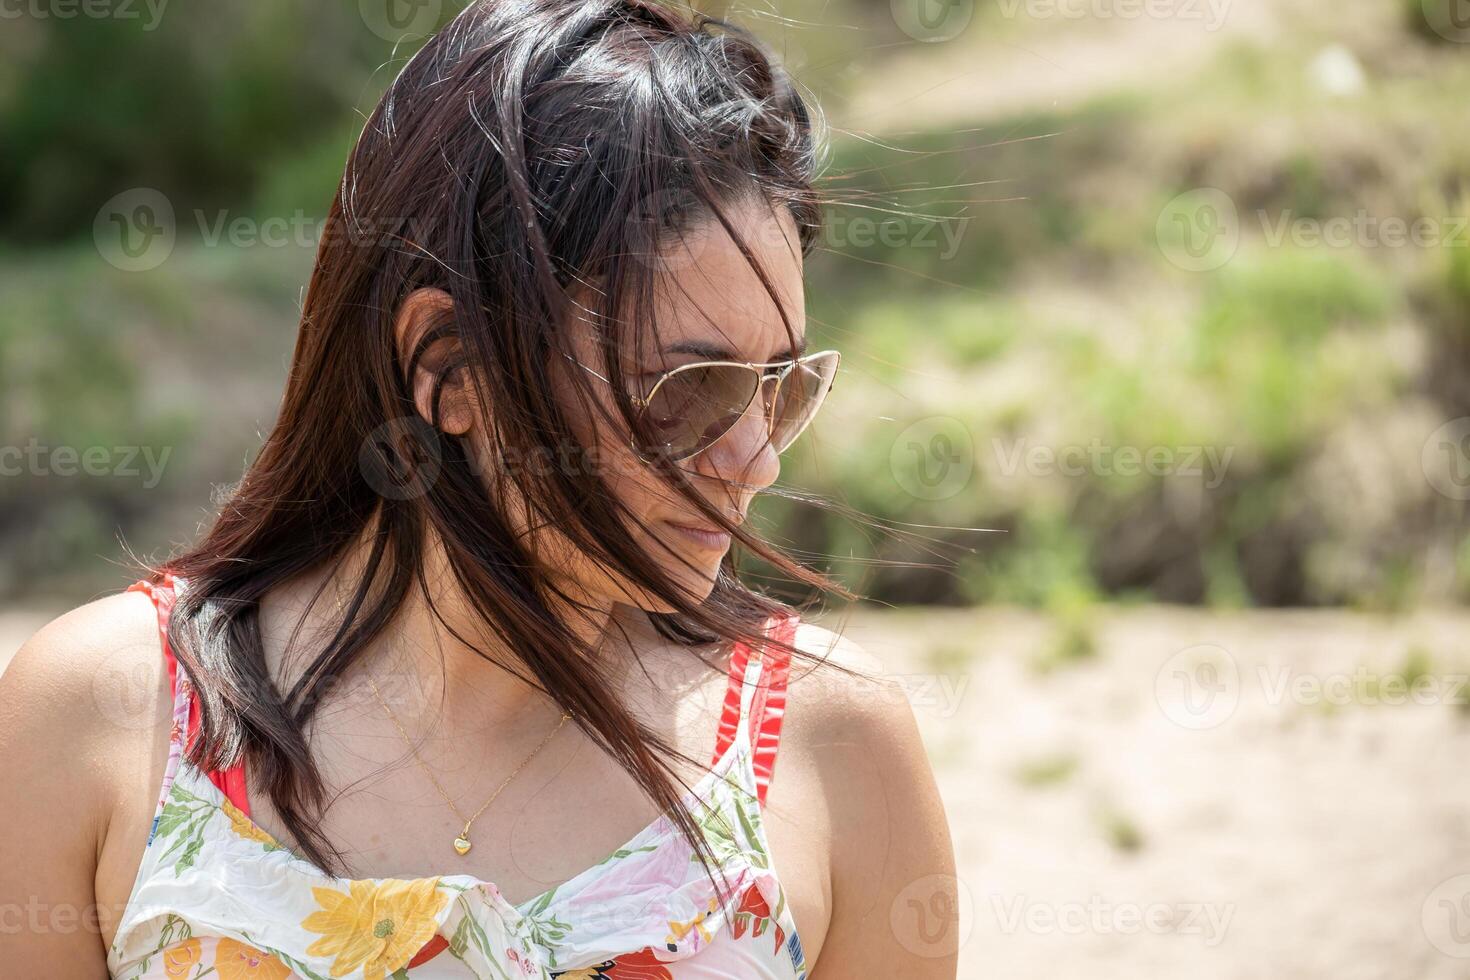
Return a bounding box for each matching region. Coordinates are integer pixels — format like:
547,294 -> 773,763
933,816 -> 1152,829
2,0 -> 1468,610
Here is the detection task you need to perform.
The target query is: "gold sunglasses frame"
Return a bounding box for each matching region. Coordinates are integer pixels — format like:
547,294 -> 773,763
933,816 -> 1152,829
566,348 -> 841,463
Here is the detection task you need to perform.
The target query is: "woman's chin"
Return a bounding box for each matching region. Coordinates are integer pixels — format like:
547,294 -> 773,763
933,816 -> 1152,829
598,562 -> 719,615
653,567 -> 720,611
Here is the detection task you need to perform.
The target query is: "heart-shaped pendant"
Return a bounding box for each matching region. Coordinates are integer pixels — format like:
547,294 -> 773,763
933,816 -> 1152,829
453,836 -> 472,856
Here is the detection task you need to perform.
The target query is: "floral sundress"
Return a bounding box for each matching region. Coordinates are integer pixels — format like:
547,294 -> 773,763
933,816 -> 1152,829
109,573 -> 808,980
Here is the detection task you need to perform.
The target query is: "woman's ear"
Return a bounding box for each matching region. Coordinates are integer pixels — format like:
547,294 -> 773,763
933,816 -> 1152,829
394,287 -> 477,436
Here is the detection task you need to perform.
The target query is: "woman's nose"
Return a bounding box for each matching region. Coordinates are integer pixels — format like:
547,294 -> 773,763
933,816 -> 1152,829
692,377 -> 781,491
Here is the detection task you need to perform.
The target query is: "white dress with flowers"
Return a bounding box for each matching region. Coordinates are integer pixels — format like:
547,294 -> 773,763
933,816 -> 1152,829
108,574 -> 808,980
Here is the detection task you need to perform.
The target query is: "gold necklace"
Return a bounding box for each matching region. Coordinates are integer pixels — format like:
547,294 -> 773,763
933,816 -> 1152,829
365,675 -> 569,856
337,581 -> 570,856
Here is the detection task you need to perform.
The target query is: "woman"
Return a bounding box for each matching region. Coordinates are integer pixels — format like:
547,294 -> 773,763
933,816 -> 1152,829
0,0 -> 957,976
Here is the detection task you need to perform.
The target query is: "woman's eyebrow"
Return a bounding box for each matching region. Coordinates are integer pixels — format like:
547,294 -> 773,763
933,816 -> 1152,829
661,336 -> 809,361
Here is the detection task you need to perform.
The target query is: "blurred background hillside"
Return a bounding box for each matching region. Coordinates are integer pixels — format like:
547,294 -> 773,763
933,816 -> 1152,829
3,0 -> 1469,614
3,0 -> 1470,977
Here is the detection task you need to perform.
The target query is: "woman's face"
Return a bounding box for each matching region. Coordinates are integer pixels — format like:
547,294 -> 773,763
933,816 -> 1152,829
542,198 -> 807,612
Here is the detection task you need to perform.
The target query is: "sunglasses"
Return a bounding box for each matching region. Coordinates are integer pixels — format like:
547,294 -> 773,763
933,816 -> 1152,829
568,349 -> 841,463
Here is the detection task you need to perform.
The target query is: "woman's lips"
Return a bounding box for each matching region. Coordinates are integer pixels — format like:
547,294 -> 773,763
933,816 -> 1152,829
663,520 -> 733,551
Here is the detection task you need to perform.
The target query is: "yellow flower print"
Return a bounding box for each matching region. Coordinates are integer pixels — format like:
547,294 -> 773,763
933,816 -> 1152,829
163,937 -> 201,978
665,895 -> 720,949
220,796 -> 279,848
215,938 -> 292,980
302,878 -> 448,980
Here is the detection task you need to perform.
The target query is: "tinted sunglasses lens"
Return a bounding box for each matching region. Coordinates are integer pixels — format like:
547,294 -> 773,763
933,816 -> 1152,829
638,364 -> 759,460
770,352 -> 839,453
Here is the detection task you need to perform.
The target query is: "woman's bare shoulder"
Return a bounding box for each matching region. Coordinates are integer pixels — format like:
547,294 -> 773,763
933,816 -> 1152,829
0,587 -> 172,823
0,586 -> 174,965
785,619 -> 914,732
3,587 -> 169,730
780,618 -> 959,973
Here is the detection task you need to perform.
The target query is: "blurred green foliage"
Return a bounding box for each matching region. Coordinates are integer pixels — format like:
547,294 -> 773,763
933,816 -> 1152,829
2,0 -> 1467,608
0,2 -> 406,242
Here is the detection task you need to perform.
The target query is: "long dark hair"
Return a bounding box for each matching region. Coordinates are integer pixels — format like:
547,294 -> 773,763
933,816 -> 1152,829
142,0 -> 853,887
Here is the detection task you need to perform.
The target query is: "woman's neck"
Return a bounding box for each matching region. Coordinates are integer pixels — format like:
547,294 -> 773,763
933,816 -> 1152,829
265,523 -> 634,735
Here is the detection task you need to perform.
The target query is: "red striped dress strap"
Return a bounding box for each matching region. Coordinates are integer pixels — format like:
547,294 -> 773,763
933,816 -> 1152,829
709,612 -> 798,807
127,572 -> 253,816
709,628 -> 753,769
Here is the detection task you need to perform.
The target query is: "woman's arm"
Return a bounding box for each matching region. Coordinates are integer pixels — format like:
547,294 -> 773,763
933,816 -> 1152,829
804,633 -> 961,978
0,598 -> 160,978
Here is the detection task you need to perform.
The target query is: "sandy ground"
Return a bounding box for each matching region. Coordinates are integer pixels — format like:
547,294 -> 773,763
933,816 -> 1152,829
5,601 -> 1468,979
829,604 -> 1470,980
